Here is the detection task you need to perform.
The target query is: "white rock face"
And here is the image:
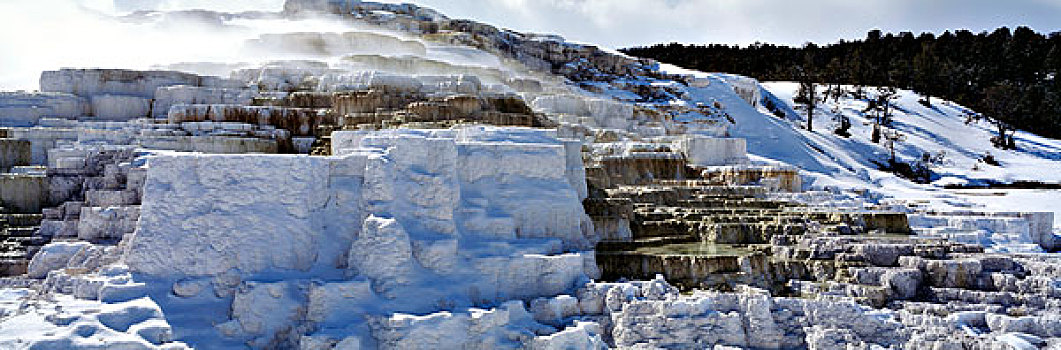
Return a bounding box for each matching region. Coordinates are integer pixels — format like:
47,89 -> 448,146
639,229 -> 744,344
531,95 -> 634,131
152,86 -> 256,118
348,216 -> 416,293
7,127 -> 79,164
527,322 -> 608,350
40,69 -> 201,99
317,71 -> 424,93
911,211 -> 1058,251
678,135 -> 750,166
306,280 -> 374,326
718,74 -> 763,107
419,75 -> 482,94
27,242 -> 91,278
77,206 -> 140,241
127,127 -> 596,279
119,126 -> 598,344
90,95 -> 152,121
0,92 -> 87,126
230,282 -> 308,348
609,289 -> 904,349
334,127 -> 594,246
125,154 -> 332,277
369,300 -> 540,350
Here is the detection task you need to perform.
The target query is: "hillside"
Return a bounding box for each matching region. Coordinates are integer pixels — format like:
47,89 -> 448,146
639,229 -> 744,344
623,28 -> 1061,139
654,63 -> 1061,228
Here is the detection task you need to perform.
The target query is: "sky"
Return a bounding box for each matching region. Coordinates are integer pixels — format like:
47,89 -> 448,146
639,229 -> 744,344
392,0 -> 1061,48
1,0 -> 1060,89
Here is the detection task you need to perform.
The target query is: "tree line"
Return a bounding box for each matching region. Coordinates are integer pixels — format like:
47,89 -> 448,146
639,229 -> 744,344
622,27 -> 1061,146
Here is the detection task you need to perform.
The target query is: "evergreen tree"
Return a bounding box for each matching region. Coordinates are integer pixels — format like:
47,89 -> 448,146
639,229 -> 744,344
982,81 -> 1023,149
795,69 -> 820,132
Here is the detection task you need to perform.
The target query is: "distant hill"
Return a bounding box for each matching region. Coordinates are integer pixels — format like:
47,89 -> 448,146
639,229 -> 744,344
624,27 -> 1061,140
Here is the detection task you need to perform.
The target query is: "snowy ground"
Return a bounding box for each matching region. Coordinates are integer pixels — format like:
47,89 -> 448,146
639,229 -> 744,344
661,63 -> 1061,230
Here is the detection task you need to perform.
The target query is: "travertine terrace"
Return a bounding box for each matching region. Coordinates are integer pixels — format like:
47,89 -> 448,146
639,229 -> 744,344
0,1 -> 1059,349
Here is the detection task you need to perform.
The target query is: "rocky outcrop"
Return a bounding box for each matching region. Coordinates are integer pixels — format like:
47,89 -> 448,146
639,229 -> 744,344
0,137 -> 31,172
0,92 -> 87,126
100,127 -> 597,345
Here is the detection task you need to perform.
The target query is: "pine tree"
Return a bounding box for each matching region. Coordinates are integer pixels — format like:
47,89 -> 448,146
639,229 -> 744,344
621,26 -> 1061,139
795,67 -> 820,132
982,81 -> 1022,149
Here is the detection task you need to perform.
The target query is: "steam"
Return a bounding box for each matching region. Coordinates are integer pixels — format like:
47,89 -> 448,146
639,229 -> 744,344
0,0 -> 535,91
0,0 -> 363,90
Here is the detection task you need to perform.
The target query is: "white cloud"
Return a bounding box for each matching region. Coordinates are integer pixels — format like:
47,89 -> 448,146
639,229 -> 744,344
0,0 -> 344,90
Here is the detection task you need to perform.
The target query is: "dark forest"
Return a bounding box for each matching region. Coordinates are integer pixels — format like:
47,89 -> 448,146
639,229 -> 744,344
623,27 -> 1061,142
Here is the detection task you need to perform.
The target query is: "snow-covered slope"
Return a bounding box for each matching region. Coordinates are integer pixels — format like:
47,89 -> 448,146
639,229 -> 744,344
761,82 -> 1061,186
658,63 -> 1061,229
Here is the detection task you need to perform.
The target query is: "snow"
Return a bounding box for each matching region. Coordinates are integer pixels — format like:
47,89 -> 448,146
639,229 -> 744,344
0,293 -> 186,349
680,75 -> 844,177
655,64 -> 1061,249
657,65 -> 1061,192
755,82 -> 1061,187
